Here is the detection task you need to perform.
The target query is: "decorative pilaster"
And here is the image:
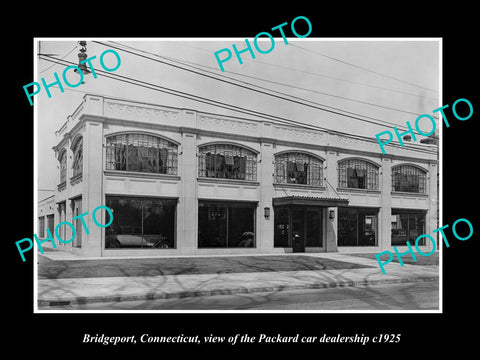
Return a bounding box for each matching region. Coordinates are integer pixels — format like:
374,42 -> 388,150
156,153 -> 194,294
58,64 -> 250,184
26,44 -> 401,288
324,150 -> 339,252
379,157 -> 392,251
427,162 -> 439,252
81,119 -> 104,257
179,110 -> 198,255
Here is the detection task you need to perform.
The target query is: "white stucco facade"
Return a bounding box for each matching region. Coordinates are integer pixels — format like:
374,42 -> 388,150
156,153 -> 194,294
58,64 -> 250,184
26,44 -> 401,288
46,94 -> 438,258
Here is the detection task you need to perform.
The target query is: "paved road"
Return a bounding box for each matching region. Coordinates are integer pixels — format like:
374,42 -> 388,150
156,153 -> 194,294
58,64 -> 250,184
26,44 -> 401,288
40,280 -> 439,311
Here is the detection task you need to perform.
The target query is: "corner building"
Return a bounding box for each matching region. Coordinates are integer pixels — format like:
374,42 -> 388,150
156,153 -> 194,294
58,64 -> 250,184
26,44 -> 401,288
50,94 -> 438,257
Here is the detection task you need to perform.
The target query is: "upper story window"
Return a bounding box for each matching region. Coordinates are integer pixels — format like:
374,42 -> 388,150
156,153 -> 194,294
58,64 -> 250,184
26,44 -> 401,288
392,164 -> 426,193
198,143 -> 257,181
59,150 -> 67,184
106,133 -> 178,175
338,158 -> 379,190
274,152 -> 323,186
72,137 -> 83,177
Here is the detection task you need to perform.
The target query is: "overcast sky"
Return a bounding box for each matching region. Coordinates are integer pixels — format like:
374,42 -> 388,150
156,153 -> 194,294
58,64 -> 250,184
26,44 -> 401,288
36,38 -> 440,201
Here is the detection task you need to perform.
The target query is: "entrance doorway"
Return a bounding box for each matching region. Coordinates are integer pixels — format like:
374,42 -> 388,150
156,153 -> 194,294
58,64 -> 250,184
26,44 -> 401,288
274,206 -> 323,252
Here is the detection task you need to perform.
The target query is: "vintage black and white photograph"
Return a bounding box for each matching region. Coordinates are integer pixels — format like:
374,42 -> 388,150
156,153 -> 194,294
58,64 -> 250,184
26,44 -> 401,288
34,38 -> 440,312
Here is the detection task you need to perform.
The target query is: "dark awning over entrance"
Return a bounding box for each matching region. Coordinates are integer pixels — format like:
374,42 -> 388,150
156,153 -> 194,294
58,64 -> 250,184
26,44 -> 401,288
273,195 -> 349,207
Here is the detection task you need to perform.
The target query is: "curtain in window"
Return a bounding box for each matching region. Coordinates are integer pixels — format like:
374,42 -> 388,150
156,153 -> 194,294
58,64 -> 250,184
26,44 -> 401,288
233,155 -> 246,180
225,154 -> 234,165
159,148 -> 168,173
114,144 -> 127,170
205,152 -> 215,177
295,163 -> 308,184
347,167 -> 358,188
274,153 -> 322,186
106,134 -> 178,175
287,161 -> 295,180
127,144 -> 139,171
72,140 -> 83,177
59,151 -> 67,183
199,144 -> 256,181
339,159 -> 379,190
392,165 -> 426,193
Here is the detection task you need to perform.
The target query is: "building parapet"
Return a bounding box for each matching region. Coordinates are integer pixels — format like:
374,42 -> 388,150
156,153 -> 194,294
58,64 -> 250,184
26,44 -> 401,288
38,194 -> 55,217
55,94 -> 438,164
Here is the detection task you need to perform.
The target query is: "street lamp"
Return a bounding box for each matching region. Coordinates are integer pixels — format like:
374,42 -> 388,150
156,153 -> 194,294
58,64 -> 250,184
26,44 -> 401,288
264,207 -> 270,220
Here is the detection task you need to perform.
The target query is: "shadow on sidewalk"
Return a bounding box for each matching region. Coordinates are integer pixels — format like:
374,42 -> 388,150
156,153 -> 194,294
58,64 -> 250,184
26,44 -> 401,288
38,254 -> 375,280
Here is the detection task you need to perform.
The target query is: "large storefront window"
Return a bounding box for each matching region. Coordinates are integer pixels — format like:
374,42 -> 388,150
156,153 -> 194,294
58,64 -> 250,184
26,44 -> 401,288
338,159 -> 379,190
338,207 -> 378,246
198,144 -> 257,181
274,152 -> 323,186
391,210 -> 426,246
198,201 -> 256,248
392,165 -> 426,193
106,196 -> 177,249
106,133 -> 178,175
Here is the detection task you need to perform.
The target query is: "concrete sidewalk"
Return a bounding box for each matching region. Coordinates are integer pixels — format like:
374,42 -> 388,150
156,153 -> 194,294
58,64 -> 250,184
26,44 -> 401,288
36,251 -> 439,308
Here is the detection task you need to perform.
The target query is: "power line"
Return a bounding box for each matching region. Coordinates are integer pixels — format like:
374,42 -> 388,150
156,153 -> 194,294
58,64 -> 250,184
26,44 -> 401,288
172,42 -> 439,101
253,57 -> 439,101
161,54 -> 437,119
39,44 -> 77,74
290,43 -> 439,93
94,41 -> 438,135
38,55 -> 438,155
39,54 -> 438,155
109,40 -> 438,120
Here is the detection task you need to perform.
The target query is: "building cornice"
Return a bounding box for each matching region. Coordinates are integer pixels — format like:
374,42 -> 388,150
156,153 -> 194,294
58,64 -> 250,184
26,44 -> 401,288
56,94 -> 438,165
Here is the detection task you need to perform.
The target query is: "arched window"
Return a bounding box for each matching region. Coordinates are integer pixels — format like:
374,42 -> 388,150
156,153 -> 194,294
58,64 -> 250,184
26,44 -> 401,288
338,159 -> 379,190
392,165 -> 426,193
198,143 -> 257,181
59,150 -> 67,184
274,152 -> 323,186
106,133 -> 178,175
72,137 -> 83,177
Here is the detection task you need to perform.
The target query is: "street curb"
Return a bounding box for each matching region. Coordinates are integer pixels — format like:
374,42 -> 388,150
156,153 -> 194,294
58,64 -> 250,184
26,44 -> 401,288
38,275 -> 439,307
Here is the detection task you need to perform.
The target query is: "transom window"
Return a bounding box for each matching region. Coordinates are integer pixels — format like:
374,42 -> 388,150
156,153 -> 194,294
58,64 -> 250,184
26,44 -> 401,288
274,152 -> 323,186
338,159 -> 379,190
198,144 -> 257,181
106,133 -> 178,175
72,137 -> 83,177
392,165 -> 426,193
59,150 -> 67,184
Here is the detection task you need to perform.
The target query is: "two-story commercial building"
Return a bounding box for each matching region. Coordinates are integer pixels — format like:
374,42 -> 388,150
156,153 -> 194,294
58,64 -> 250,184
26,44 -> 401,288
46,94 -> 438,258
